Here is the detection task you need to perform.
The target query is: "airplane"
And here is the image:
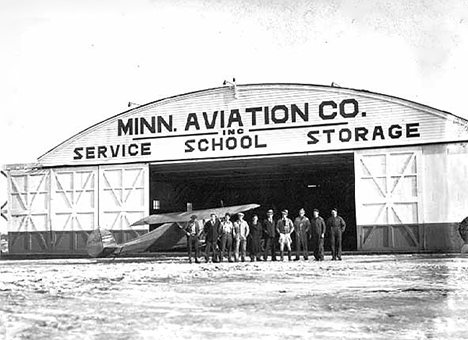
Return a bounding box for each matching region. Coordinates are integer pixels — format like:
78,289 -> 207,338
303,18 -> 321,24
85,203 -> 260,258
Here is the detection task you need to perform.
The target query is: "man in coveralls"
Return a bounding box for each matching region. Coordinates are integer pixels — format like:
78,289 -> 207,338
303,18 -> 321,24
185,214 -> 201,263
326,208 -> 346,260
204,213 -> 220,263
276,209 -> 294,261
219,212 -> 234,262
233,212 -> 250,262
293,208 -> 311,261
263,209 -> 277,261
310,209 -> 326,261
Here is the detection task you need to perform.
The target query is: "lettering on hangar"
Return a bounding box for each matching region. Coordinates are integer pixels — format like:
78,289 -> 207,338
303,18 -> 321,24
72,98 -> 421,160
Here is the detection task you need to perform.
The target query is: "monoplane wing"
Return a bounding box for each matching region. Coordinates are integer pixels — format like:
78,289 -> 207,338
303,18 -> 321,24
130,203 -> 260,226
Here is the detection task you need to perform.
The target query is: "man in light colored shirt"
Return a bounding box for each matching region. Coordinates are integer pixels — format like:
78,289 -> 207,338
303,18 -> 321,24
233,212 -> 250,262
220,212 -> 234,262
185,214 -> 202,263
276,209 -> 294,261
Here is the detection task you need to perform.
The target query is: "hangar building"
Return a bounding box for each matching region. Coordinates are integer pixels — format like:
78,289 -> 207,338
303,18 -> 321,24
4,83 -> 468,255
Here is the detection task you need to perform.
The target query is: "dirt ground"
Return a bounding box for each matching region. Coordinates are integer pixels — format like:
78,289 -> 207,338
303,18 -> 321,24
0,254 -> 467,340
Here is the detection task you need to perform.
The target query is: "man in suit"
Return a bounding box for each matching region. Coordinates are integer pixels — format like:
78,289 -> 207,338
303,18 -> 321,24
263,209 -> 277,261
204,213 -> 220,263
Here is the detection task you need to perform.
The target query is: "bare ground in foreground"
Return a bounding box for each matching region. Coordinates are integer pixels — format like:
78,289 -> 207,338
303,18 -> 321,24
1,254 -> 467,340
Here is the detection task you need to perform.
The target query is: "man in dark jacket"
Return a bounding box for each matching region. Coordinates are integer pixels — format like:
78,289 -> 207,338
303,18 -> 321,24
326,208 -> 346,261
204,213 -> 220,263
262,209 -> 277,261
310,209 -> 326,261
249,214 -> 263,261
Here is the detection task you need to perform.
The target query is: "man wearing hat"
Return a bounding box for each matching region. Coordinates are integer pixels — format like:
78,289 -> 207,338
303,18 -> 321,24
276,209 -> 294,261
219,212 -> 234,262
293,208 -> 311,260
204,213 -> 221,263
262,209 -> 277,261
233,212 -> 250,262
310,209 -> 326,261
326,208 -> 346,260
185,215 -> 202,263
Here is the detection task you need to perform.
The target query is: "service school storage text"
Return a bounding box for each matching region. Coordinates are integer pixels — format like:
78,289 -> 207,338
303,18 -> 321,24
70,97 -> 422,160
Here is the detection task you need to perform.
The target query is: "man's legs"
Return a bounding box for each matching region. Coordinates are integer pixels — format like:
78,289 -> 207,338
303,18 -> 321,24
187,236 -> 193,263
271,238 -> 277,261
227,235 -> 233,261
205,241 -> 212,262
212,240 -> 219,263
263,238 -> 270,261
220,235 -> 227,261
312,235 -> 319,260
279,240 -> 285,261
240,239 -> 246,262
337,229 -> 343,260
194,238 -> 200,262
302,233 -> 309,260
318,237 -> 324,261
234,238 -> 240,262
295,234 -> 301,260
330,230 -> 336,260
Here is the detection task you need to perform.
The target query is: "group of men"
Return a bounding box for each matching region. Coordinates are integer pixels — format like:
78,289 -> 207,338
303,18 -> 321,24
183,208 -> 346,264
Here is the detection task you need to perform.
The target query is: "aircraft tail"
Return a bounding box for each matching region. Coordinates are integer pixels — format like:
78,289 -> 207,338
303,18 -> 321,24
86,228 -> 120,258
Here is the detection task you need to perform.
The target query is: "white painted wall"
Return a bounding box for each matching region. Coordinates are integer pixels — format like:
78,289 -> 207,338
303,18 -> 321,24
421,143 -> 468,224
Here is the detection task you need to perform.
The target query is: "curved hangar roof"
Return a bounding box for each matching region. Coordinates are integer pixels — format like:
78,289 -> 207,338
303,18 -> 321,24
39,83 -> 468,167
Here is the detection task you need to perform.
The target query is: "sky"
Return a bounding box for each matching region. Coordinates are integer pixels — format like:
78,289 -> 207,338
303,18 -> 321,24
0,0 -> 467,231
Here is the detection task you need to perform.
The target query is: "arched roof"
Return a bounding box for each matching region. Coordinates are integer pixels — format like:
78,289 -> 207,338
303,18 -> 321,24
38,83 -> 468,167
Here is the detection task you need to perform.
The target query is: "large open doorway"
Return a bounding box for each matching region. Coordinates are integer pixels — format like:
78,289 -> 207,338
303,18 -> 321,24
149,153 -> 357,250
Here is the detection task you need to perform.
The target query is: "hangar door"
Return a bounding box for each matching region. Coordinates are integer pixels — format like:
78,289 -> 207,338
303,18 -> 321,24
99,164 -> 149,244
50,167 -> 98,252
7,164 -> 149,254
355,148 -> 423,250
7,169 -> 51,253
